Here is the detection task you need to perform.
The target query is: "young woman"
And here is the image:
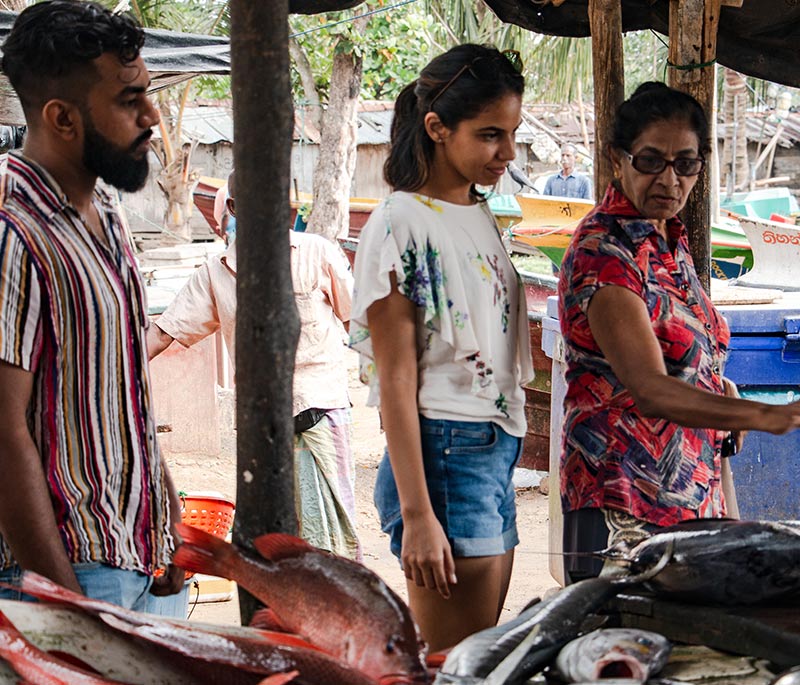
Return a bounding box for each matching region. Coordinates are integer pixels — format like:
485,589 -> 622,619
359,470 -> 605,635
350,44 -> 532,652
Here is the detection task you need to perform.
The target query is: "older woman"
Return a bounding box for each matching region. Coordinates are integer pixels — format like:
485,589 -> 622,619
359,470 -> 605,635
558,82 -> 800,583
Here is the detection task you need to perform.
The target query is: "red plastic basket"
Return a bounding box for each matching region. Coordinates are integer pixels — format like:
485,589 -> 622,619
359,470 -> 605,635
180,493 -> 235,539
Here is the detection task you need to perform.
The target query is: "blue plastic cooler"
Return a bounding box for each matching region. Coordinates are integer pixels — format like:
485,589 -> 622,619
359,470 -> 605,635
718,298 -> 800,520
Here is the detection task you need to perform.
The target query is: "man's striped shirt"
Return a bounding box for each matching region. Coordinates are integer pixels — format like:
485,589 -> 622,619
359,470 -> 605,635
0,153 -> 173,573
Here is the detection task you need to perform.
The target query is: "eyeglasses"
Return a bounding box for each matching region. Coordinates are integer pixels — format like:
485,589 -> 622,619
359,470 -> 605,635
429,50 -> 523,111
623,151 -> 705,177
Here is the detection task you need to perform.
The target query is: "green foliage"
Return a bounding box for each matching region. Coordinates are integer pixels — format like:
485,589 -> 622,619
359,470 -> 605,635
290,1 -> 433,102
623,30 -> 670,94
117,0 -> 229,34
192,75 -> 232,101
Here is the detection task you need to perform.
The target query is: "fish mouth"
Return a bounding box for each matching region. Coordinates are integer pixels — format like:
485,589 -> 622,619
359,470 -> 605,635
596,655 -> 647,680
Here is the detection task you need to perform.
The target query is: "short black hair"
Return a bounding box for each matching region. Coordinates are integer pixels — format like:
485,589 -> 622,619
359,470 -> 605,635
2,1 -> 145,114
611,82 -> 711,156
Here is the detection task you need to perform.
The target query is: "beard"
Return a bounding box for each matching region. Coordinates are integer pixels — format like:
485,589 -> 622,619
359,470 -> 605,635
82,120 -> 151,193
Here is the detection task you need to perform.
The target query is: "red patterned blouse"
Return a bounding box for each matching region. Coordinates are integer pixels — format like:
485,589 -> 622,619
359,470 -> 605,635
557,184 -> 730,526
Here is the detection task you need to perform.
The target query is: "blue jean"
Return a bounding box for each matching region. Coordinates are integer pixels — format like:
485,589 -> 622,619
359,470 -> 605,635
374,416 -> 522,559
0,563 -> 188,617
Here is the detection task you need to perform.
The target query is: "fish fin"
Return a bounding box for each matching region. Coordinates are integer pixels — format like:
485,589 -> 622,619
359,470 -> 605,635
0,610 -> 16,631
249,607 -> 291,633
517,596 -> 542,614
174,523 -> 240,578
257,671 -> 300,685
251,629 -> 323,651
426,649 -> 451,669
253,533 -> 315,562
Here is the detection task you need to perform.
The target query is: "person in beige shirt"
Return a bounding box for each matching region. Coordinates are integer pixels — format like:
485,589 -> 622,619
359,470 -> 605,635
147,172 -> 361,560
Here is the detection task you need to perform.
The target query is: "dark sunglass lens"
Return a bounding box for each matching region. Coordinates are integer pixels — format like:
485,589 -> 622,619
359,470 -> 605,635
633,155 -> 666,174
674,158 -> 704,176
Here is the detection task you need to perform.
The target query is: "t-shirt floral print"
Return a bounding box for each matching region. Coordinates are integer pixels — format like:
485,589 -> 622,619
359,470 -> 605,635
350,191 -> 533,438
558,184 -> 730,526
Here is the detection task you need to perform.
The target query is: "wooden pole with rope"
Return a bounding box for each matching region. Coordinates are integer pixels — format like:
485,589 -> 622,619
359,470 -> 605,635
588,0 -> 624,200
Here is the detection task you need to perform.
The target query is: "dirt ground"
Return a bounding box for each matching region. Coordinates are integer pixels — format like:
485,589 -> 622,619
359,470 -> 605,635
165,348 -> 559,626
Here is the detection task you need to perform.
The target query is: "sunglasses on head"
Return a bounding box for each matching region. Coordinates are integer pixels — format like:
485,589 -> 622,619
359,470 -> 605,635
429,49 -> 523,111
623,151 -> 705,177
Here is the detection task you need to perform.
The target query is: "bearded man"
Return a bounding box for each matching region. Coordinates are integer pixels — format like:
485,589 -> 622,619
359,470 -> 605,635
0,0 -> 185,612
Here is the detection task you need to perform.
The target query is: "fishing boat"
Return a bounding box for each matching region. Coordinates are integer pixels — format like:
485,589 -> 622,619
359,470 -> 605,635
720,186 -> 800,221
732,214 -> 800,291
190,179 -> 380,239
288,192 -> 381,239
504,192 -> 755,280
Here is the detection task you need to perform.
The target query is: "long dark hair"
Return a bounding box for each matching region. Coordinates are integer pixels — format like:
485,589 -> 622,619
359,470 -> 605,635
384,44 -> 525,193
611,81 -> 711,156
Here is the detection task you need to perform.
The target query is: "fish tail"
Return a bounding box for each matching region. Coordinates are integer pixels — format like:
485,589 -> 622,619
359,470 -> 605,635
174,522 -> 242,580
618,539 -> 675,585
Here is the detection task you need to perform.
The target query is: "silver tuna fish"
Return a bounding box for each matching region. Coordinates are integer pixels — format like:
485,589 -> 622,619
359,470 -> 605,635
609,520 -> 800,605
553,628 -> 671,682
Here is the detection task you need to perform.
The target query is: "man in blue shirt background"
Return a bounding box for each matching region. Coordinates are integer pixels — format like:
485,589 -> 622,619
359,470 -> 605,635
543,143 -> 592,200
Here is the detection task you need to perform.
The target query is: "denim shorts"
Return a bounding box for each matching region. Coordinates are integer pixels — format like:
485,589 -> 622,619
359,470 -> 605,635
374,416 -> 522,559
0,563 -> 188,617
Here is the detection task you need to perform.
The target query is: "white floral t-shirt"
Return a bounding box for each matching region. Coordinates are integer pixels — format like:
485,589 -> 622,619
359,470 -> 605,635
350,191 -> 533,437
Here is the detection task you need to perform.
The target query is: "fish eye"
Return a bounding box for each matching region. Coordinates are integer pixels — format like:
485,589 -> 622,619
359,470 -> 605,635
386,636 -> 398,653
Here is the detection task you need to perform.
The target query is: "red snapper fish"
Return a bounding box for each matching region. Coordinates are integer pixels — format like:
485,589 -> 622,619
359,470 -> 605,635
15,572 -> 379,685
0,609 -> 133,685
174,523 -> 428,683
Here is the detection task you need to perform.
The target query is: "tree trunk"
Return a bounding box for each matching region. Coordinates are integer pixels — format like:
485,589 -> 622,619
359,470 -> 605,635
231,0 -> 300,625
721,68 -> 749,191
289,37 -> 322,132
0,0 -> 26,126
305,17 -> 366,241
668,0 -> 721,293
156,143 -> 199,243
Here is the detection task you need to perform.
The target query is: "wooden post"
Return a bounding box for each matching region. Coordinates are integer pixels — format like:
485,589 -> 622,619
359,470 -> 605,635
231,0 -> 300,624
588,0 -> 625,200
668,0 -> 722,292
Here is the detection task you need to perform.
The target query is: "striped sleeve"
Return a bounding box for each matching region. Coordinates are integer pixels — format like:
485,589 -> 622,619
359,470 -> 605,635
0,220 -> 42,371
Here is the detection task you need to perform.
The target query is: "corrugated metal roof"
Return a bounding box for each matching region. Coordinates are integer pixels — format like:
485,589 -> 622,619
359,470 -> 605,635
171,102 -> 562,148
357,109 -> 392,145
179,106 -> 234,144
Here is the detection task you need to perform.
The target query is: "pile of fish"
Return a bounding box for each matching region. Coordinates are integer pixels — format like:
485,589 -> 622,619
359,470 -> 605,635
435,519 -> 800,684
2,518 -> 800,684
0,523 -> 428,685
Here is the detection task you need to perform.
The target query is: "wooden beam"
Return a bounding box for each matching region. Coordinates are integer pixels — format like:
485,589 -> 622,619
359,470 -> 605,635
669,0 -> 721,292
588,0 -> 625,200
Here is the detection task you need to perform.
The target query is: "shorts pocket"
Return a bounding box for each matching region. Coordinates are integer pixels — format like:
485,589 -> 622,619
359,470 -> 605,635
373,453 -> 402,532
447,424 -> 498,454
